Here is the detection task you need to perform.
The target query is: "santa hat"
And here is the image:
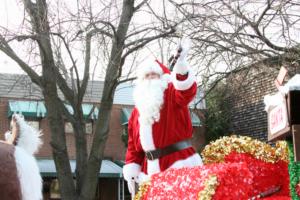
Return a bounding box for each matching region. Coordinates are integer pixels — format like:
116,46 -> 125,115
137,59 -> 170,80
155,60 -> 170,74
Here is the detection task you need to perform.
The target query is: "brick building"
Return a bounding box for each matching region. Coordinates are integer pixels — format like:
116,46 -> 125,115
0,73 -> 205,199
226,64 -> 300,141
0,73 -> 132,199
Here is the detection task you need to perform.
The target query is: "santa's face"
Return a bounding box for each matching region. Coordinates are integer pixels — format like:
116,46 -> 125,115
145,72 -> 160,80
134,74 -> 168,125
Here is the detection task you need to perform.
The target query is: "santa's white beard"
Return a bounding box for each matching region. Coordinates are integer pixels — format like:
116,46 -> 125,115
134,78 -> 168,125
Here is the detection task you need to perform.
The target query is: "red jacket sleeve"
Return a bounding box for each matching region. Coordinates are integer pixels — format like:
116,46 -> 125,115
172,73 -> 197,106
125,110 -> 144,165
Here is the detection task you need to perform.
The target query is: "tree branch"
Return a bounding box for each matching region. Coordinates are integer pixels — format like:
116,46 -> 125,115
79,32 -> 92,103
117,76 -> 136,84
51,32 -> 78,71
79,28 -> 115,103
221,0 -> 299,53
89,20 -> 116,37
121,27 -> 176,63
256,0 -> 273,26
0,35 -> 42,87
7,35 -> 39,43
126,27 -> 162,39
50,32 -> 81,98
134,0 -> 149,12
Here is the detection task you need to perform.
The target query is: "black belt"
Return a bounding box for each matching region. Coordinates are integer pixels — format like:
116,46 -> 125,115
145,139 -> 192,160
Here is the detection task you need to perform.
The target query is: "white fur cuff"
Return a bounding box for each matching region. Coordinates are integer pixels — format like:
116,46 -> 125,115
169,153 -> 203,169
174,58 -> 189,75
123,163 -> 141,181
171,69 -> 196,91
147,159 -> 160,175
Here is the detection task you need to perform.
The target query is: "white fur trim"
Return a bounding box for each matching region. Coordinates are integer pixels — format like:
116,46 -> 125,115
15,147 -> 43,200
162,74 -> 171,83
139,123 -> 155,151
263,92 -> 285,111
147,159 -> 160,175
169,153 -> 203,169
5,131 -> 13,142
137,60 -> 163,80
171,69 -> 196,91
13,114 -> 43,155
174,58 -> 189,75
138,117 -> 161,175
123,163 -> 141,181
137,172 -> 150,184
281,74 -> 300,93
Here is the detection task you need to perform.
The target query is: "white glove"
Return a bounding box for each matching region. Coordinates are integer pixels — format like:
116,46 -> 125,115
174,37 -> 191,75
127,176 -> 138,194
123,163 -> 141,194
178,37 -> 191,60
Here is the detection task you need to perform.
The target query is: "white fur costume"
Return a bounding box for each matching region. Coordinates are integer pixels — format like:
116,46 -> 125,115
5,114 -> 43,200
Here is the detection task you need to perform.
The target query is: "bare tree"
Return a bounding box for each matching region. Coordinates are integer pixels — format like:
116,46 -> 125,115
0,0 -> 180,199
169,0 -> 300,92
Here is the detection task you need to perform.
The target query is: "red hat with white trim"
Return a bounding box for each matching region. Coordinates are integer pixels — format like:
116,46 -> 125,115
137,59 -> 170,80
155,60 -> 170,74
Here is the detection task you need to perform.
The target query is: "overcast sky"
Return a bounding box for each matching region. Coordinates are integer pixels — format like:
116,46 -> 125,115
0,0 -> 24,74
0,0 -> 180,79
1,0 -> 299,82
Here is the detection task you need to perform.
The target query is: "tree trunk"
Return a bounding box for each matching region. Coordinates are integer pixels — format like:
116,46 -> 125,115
24,0 -> 78,198
72,111 -> 88,195
79,0 -> 135,199
43,67 -> 77,200
22,0 -> 120,198
2,0 -> 177,199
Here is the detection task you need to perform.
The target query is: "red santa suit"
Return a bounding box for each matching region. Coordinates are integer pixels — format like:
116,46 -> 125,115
123,47 -> 202,190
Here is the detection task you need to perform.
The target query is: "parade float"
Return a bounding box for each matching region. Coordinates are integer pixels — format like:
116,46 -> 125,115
133,69 -> 300,200
134,135 -> 290,200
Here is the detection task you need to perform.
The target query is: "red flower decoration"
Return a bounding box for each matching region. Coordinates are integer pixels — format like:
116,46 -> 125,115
225,152 -> 290,197
137,152 -> 290,200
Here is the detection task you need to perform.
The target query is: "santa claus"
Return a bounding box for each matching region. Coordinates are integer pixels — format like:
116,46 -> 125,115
123,39 -> 203,194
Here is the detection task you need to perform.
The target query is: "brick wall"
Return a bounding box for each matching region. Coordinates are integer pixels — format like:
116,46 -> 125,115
226,66 -> 278,141
103,105 -> 127,160
0,97 -> 205,160
0,98 -> 127,161
226,64 -> 300,141
0,98 -> 9,135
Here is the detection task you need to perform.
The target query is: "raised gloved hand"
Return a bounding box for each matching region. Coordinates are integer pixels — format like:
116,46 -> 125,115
174,37 -> 191,75
178,37 -> 191,60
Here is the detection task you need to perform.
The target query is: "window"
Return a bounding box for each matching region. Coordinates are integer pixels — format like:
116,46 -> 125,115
86,122 -> 93,134
64,122 -> 74,133
64,122 -> 93,134
121,125 -> 129,147
50,179 -> 61,199
26,120 -> 40,130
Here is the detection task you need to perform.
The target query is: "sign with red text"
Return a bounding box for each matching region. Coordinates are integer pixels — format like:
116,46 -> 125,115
268,101 -> 290,141
269,103 -> 288,134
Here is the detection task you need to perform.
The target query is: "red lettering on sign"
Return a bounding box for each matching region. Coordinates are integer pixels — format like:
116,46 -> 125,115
269,103 -> 288,135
